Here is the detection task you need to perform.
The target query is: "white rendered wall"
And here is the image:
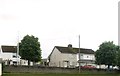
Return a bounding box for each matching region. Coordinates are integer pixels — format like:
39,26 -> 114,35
61,53 -> 77,67
49,47 -> 62,67
1,53 -> 13,60
77,53 -> 95,61
1,52 -> 20,65
49,47 -> 77,67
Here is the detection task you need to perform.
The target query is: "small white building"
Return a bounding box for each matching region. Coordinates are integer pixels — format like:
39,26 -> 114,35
41,58 -> 49,66
0,45 -> 20,65
49,44 -> 95,68
20,59 -> 33,66
0,45 -> 34,66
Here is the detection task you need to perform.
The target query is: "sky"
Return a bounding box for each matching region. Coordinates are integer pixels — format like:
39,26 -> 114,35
0,0 -> 119,58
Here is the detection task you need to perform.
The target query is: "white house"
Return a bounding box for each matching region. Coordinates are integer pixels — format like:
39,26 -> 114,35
0,45 -> 34,66
48,44 -> 95,68
0,45 -> 20,65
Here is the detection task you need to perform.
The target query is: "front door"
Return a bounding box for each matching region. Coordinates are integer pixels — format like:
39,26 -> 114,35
63,61 -> 69,67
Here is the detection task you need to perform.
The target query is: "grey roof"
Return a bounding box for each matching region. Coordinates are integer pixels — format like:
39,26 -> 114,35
55,46 -> 94,54
48,45 -> 95,59
1,45 -> 17,53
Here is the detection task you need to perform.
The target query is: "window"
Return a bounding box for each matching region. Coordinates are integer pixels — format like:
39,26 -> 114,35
13,55 -> 16,58
87,56 -> 89,58
81,54 -> 83,56
13,61 -> 17,65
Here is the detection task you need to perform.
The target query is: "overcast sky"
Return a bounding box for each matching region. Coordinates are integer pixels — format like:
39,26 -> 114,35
0,0 -> 119,58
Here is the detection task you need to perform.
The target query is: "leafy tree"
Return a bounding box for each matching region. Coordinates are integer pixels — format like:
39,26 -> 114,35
95,41 -> 117,69
19,35 -> 42,65
116,46 -> 120,68
95,50 -> 102,65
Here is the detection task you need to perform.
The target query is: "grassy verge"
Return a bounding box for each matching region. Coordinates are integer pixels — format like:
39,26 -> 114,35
2,73 -> 119,76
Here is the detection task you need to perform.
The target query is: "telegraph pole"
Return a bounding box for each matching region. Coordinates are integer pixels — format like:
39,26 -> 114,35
17,32 -> 19,65
119,1 -> 120,45
79,35 -> 80,73
17,40 -> 19,65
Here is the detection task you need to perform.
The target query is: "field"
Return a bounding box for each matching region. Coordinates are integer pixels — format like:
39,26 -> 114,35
2,73 -> 120,76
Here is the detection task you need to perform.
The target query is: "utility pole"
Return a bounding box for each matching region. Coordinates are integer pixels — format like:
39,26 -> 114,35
119,1 -> 120,45
17,32 -> 19,65
17,41 -> 19,65
79,35 -> 80,73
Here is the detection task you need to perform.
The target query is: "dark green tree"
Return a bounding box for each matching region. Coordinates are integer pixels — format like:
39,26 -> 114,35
95,41 -> 117,69
116,46 -> 120,68
19,35 -> 42,65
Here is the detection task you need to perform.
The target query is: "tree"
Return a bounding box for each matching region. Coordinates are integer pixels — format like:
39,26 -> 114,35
95,41 -> 117,69
19,35 -> 42,65
116,46 -> 120,68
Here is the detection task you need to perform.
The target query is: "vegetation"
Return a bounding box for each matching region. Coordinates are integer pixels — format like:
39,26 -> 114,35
95,41 -> 117,69
117,46 -> 120,68
19,35 -> 42,65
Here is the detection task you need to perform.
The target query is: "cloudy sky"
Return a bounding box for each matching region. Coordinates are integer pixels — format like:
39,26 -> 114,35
0,0 -> 119,58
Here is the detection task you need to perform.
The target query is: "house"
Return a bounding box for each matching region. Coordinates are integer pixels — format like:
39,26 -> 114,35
41,58 -> 49,66
20,59 -> 34,66
0,45 -> 35,66
0,45 -> 20,65
48,44 -> 95,68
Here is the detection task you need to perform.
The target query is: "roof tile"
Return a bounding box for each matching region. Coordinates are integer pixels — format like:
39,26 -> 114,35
55,46 -> 94,54
1,45 -> 17,53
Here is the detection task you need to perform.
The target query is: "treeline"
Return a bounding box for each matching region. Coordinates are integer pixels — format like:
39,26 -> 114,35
95,41 -> 120,69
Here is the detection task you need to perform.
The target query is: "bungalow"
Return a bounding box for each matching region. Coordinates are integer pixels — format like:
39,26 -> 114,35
0,45 -> 34,66
0,45 -> 20,65
48,44 -> 95,68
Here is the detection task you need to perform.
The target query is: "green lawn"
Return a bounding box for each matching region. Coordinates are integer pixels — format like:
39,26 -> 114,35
2,73 -> 120,76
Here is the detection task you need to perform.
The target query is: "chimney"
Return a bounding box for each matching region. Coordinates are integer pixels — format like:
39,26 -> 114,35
68,44 -> 72,48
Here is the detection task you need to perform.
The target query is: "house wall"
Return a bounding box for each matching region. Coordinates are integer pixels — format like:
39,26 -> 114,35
61,53 -> 77,67
20,59 -> 28,66
49,48 -> 62,67
77,53 -> 95,61
49,47 -> 77,68
1,52 -> 20,65
77,53 -> 95,66
1,53 -> 13,60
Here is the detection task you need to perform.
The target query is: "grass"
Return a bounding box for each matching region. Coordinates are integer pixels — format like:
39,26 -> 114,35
2,73 -> 120,76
